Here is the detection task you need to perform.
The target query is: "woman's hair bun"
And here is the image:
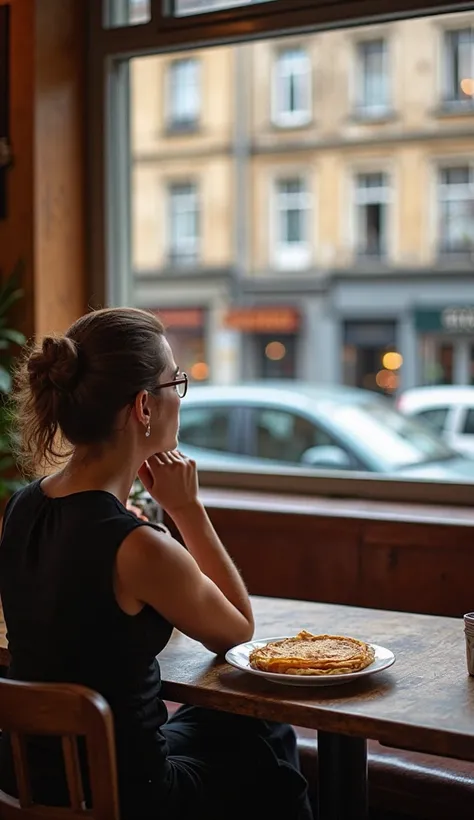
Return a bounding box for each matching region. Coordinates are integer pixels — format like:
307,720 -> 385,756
28,335 -> 81,394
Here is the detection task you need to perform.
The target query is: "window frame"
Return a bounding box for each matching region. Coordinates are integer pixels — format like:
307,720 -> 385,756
167,180 -> 200,265
436,162 -> 474,256
271,44 -> 312,128
166,56 -> 201,131
441,24 -> 474,107
271,175 -> 312,270
353,169 -> 391,259
89,0 -> 474,507
355,37 -> 391,118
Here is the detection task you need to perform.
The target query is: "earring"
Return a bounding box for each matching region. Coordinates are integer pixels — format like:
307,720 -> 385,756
145,421 -> 151,438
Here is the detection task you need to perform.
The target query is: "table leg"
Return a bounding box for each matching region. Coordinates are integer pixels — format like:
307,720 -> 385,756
317,731 -> 368,820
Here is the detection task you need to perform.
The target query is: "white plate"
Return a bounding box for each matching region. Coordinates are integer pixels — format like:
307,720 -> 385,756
225,636 -> 396,687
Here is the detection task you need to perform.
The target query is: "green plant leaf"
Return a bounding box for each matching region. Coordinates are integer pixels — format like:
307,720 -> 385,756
0,328 -> 26,345
0,288 -> 24,316
0,367 -> 11,393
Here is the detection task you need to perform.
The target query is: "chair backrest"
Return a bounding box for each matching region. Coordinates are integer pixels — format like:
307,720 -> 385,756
0,678 -> 120,819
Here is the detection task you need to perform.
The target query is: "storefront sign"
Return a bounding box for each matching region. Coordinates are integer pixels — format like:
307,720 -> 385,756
441,307 -> 474,332
224,307 -> 299,333
152,308 -> 204,329
415,307 -> 474,334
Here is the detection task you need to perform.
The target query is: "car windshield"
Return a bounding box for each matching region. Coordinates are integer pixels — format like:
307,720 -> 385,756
329,401 -> 456,470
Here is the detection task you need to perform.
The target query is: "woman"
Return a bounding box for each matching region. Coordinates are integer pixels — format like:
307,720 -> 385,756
0,308 -> 312,820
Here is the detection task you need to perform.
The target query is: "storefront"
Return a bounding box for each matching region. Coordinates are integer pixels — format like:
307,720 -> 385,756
152,307 -> 209,382
332,275 -> 474,393
414,306 -> 474,386
223,306 -> 301,380
342,320 -> 402,394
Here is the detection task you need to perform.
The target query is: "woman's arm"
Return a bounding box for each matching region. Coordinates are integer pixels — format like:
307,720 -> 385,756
116,524 -> 254,655
117,452 -> 254,654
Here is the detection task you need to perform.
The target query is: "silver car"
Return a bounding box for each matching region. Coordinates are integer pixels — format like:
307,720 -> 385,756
177,382 -> 474,480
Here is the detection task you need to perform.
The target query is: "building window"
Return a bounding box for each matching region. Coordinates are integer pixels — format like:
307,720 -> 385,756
273,178 -> 311,270
167,58 -> 200,131
356,39 -> 389,117
354,172 -> 389,258
272,47 -> 312,128
442,28 -> 474,106
438,167 -> 474,255
169,182 -> 199,266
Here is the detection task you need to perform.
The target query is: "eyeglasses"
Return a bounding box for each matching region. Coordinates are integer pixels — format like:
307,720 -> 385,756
155,372 -> 188,399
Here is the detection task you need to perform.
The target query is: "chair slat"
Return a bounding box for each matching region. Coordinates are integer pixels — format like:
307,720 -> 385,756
61,735 -> 85,810
0,679 -> 119,819
10,733 -> 32,808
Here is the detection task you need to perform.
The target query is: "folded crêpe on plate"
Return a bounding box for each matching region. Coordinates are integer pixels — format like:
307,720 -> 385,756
249,630 -> 375,676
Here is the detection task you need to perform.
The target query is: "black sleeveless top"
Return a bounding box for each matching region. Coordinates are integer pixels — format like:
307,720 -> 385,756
0,479 -> 174,808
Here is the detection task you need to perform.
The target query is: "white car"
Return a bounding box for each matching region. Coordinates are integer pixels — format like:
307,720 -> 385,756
397,386 -> 474,458
176,382 -> 474,480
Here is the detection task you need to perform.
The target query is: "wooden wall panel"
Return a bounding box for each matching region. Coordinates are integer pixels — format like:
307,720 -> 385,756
166,495 -> 474,618
0,0 -> 87,341
208,508 -> 364,605
34,0 -> 87,336
0,0 -> 35,337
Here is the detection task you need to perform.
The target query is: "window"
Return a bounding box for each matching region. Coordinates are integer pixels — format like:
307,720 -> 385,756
272,47 -> 312,128
168,59 -> 200,131
438,167 -> 474,255
178,406 -> 234,452
104,0 -> 150,26
442,28 -> 474,106
414,407 -> 450,434
273,178 -> 311,269
175,0 -> 276,15
169,182 -> 199,265
354,172 -> 389,257
463,409 -> 474,436
356,39 -> 389,117
252,408 -> 351,466
107,12 -> 474,505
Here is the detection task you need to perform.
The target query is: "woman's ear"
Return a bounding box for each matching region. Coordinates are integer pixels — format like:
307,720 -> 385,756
134,389 -> 151,428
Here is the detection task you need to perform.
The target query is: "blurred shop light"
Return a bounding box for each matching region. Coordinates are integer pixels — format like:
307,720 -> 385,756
265,341 -> 286,361
376,369 -> 399,390
460,78 -> 474,96
382,351 -> 403,371
190,361 -> 209,381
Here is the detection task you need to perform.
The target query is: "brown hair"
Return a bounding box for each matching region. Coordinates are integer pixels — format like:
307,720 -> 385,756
14,307 -> 167,476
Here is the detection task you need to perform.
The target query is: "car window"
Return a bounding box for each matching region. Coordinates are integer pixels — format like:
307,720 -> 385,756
178,406 -> 233,452
253,408 -> 338,463
329,402 -> 454,469
414,407 -> 450,434
462,409 -> 474,436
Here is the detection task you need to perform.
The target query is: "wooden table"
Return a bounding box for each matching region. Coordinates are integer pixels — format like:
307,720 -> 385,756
1,597 -> 473,820
158,597 -> 474,820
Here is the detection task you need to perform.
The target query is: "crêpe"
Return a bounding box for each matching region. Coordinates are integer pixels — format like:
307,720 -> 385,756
249,630 -> 375,676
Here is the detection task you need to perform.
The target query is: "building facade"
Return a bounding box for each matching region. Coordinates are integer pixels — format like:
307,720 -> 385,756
131,10 -> 474,392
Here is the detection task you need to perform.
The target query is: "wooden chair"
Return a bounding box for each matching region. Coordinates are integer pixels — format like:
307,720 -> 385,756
0,678 -> 120,819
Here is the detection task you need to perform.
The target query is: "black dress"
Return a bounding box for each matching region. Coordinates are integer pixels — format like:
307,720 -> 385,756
0,480 -> 312,820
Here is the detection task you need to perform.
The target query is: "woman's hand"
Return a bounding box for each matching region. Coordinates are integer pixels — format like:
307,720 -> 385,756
137,450 -> 199,518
